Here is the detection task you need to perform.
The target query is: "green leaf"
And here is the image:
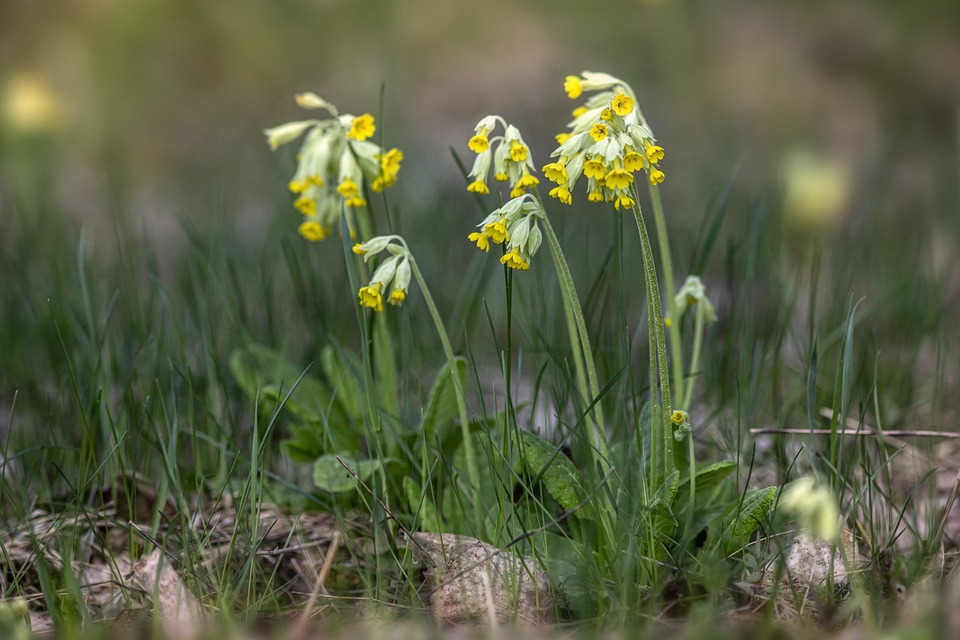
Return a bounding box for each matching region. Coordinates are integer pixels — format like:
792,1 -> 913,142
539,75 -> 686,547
520,432 -> 593,521
648,470 -> 681,550
719,486 -> 777,555
280,423 -> 326,464
677,461 -> 737,506
441,431 -> 520,534
403,476 -> 441,532
320,344 -> 363,420
420,357 -> 467,441
654,469 -> 681,505
230,343 -> 357,452
312,455 -> 382,493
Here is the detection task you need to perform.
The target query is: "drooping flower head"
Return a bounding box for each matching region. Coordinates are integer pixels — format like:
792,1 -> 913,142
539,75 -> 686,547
668,275 -> 719,327
465,115 -> 539,199
264,93 -> 403,242
467,194 -> 544,271
352,235 -> 413,311
543,72 -> 665,208
779,477 -> 840,542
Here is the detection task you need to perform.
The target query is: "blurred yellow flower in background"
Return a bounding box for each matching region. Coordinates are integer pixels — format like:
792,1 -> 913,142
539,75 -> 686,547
2,72 -> 69,136
781,149 -> 852,231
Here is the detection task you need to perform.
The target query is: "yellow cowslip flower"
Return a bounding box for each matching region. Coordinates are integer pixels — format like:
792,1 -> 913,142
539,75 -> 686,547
542,161 -> 568,184
352,243 -> 367,255
645,144 -> 665,164
358,282 -> 384,312
471,195 -> 544,271
294,195 -> 317,216
468,232 -> 490,252
299,220 -> 329,242
512,171 -> 539,195
605,168 -> 633,191
469,133 -> 490,153
388,289 -> 406,305
465,117 -> 538,198
583,158 -> 606,180
509,141 -> 529,162
378,148 -> 403,179
467,179 -> 490,194
671,410 -> 687,425
564,75 -> 583,99
555,132 -> 571,145
373,148 -> 401,190
484,221 -> 509,244
515,172 -> 539,189
589,123 -> 609,142
345,196 -> 367,208
623,150 -> 644,172
347,113 -> 376,141
547,71 -> 668,207
500,251 -> 530,270
337,177 -> 359,197
289,179 -> 308,193
612,93 -> 635,116
549,185 -> 573,205
613,195 -> 635,210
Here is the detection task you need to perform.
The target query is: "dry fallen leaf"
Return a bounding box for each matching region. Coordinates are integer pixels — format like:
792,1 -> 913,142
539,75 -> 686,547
133,548 -> 207,639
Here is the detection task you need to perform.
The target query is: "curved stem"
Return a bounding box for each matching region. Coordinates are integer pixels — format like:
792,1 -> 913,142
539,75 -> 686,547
685,431 -> 696,542
683,301 -> 706,410
630,192 -> 674,479
408,257 -> 483,530
540,216 -> 609,464
649,185 -> 685,406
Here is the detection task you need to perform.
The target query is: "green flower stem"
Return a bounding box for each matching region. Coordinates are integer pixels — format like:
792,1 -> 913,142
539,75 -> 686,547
685,430 -> 696,542
540,215 -> 618,553
649,185 -> 685,407
682,300 -> 706,410
408,256 -> 483,529
540,216 -> 609,466
630,191 -> 674,481
356,210 -> 400,417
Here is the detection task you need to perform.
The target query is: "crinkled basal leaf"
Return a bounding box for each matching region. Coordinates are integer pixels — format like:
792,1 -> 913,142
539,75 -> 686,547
650,469 -> 680,506
281,423 -> 326,464
677,460 -> 737,506
230,343 -> 357,452
420,357 -> 467,441
320,344 -> 363,421
646,471 -> 681,555
719,486 -> 778,555
520,431 -> 593,521
312,454 -> 382,493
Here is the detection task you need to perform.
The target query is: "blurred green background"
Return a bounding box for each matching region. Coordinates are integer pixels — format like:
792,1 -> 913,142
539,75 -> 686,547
1,0 -> 958,457
4,0 -> 959,248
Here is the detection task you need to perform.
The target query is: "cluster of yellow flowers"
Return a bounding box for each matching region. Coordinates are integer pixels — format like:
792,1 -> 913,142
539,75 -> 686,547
465,115 -> 540,199
467,194 -> 544,270
352,236 -> 412,312
544,72 -> 665,209
264,92 -> 402,241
